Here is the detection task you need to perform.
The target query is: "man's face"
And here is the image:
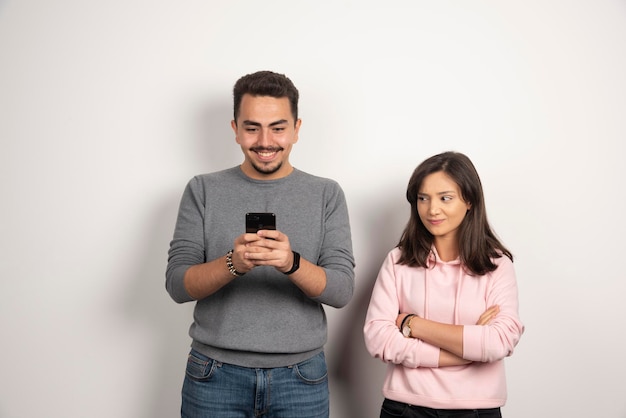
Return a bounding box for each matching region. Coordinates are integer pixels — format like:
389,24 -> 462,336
231,94 -> 301,180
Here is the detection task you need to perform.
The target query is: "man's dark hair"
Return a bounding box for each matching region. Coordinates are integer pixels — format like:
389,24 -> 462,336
232,71 -> 299,124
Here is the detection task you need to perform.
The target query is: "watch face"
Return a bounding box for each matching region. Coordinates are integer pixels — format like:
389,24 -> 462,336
402,326 -> 411,338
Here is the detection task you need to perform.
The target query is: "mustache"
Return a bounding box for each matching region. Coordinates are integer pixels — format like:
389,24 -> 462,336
251,146 -> 283,152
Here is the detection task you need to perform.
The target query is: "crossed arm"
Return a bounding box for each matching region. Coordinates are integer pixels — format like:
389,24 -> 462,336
396,306 -> 500,366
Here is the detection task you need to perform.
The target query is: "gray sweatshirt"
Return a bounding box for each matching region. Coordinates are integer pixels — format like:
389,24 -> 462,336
166,167 -> 355,367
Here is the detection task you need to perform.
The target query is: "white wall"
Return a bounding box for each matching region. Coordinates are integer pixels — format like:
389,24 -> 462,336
1,1 -> 625,417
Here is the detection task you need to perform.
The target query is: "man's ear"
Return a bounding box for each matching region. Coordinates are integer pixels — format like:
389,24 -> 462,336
231,120 -> 239,143
293,118 -> 302,143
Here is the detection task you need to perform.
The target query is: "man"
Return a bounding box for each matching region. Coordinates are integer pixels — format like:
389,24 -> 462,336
166,70 -> 355,417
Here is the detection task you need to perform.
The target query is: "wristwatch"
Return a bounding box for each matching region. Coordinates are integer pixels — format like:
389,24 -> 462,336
284,251 -> 300,275
402,314 -> 415,338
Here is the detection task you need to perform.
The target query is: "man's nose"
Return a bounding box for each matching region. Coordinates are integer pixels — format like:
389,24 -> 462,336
257,129 -> 272,146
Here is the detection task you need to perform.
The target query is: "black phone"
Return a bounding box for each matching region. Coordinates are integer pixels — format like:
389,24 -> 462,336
245,212 -> 276,233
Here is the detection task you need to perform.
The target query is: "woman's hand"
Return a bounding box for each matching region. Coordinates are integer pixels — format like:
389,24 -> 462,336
476,305 -> 500,325
396,313 -> 413,329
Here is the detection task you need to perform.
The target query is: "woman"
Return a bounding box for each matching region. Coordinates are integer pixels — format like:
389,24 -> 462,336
364,151 -> 524,418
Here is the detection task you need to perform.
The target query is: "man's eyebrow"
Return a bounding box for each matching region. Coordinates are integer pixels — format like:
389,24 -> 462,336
269,119 -> 289,127
241,119 -> 289,127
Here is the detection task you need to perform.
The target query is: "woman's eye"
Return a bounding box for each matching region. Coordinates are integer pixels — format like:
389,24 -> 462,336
442,196 -> 452,202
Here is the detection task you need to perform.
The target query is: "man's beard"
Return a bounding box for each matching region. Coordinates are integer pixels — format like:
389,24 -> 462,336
251,160 -> 282,175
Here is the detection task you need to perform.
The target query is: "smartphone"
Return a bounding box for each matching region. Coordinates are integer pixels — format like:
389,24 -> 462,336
245,212 -> 276,233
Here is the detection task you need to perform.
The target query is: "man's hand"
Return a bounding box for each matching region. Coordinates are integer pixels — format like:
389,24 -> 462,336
239,229 -> 293,273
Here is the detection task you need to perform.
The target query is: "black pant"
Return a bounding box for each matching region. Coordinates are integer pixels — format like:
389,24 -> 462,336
380,398 -> 502,418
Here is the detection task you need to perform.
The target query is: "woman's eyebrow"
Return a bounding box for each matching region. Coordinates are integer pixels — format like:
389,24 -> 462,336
418,191 -> 457,196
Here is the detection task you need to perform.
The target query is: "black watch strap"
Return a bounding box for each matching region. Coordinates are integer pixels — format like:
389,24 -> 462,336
284,251 -> 300,275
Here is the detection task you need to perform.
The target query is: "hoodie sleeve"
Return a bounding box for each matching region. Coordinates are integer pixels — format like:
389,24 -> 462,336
363,250 -> 440,368
463,257 -> 525,362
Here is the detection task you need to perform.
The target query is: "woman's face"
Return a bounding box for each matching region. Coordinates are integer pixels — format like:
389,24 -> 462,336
417,171 -> 471,243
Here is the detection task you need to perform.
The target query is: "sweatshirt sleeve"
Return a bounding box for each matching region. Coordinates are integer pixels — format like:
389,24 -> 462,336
363,251 -> 440,368
463,257 -> 525,362
165,177 -> 204,304
312,183 -> 355,308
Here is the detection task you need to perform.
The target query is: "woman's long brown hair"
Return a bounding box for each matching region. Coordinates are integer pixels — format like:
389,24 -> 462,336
397,151 -> 512,275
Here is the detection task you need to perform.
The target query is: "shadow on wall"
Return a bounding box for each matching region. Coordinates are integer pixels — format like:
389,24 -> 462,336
191,98 -> 242,172
330,192 -> 409,418
122,195 -> 193,418
121,99 -> 241,418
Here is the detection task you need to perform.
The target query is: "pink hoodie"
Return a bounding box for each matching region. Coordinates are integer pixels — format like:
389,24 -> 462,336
363,247 -> 524,409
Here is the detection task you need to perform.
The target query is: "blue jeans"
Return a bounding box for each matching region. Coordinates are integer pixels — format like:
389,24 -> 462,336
380,399 -> 502,418
181,349 -> 329,418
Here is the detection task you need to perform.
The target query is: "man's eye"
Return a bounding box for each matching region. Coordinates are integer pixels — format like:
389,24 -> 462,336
245,127 -> 258,133
273,127 -> 285,132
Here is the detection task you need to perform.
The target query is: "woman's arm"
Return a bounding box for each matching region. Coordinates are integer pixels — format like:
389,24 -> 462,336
438,350 -> 471,366
364,252 -> 441,369
396,258 -> 524,363
398,306 -> 500,360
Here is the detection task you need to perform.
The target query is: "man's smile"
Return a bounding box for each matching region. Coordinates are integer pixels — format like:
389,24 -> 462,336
252,147 -> 282,160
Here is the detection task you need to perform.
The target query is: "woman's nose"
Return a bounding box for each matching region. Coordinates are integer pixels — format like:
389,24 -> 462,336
429,202 -> 441,215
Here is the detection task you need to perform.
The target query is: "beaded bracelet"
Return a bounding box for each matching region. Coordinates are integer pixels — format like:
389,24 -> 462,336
226,249 -> 244,277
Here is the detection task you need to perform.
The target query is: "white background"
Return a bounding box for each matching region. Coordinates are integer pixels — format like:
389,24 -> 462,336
1,1 -> 625,417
